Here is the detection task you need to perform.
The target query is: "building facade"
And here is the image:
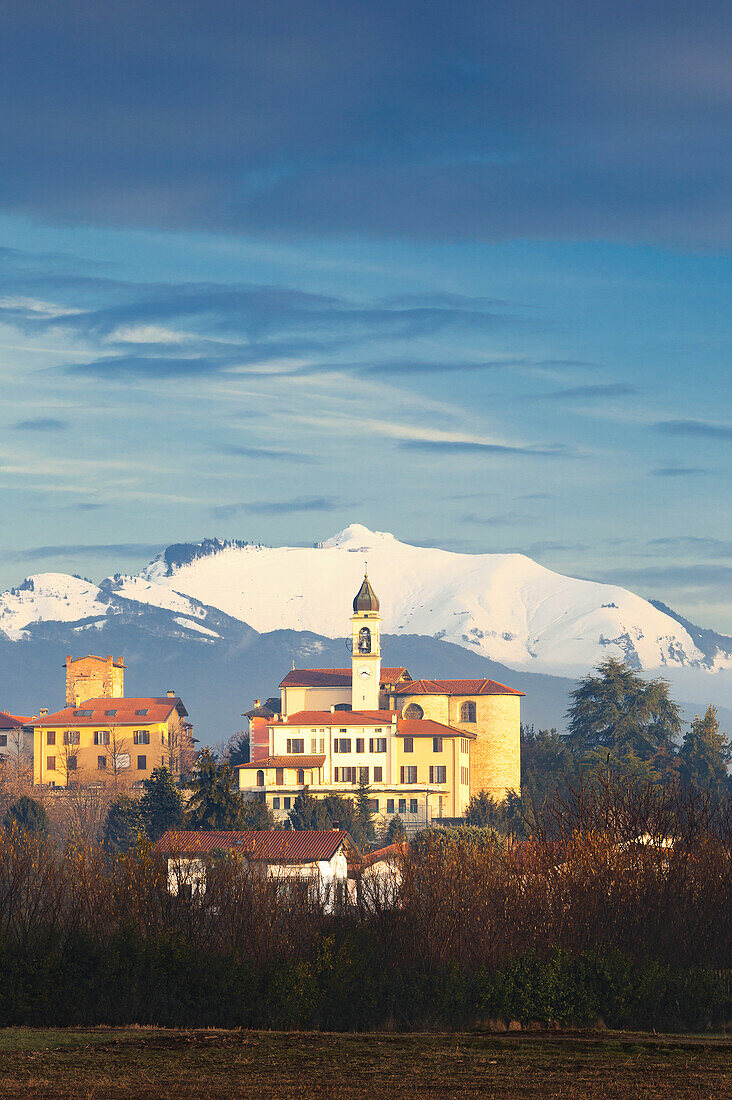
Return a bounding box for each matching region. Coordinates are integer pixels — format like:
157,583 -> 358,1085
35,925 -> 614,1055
32,689 -> 193,787
65,654 -> 125,706
239,574 -> 521,826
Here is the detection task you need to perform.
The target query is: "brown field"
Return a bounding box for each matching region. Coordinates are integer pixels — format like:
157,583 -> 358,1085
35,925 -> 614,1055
0,1029 -> 730,1099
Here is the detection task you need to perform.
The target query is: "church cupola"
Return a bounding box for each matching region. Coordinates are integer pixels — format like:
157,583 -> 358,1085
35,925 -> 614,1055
353,573 -> 380,615
350,571 -> 382,710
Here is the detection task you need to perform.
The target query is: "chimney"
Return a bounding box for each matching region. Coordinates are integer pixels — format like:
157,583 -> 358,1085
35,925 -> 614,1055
330,705 -> 336,713
255,699 -> 261,707
40,708 -> 48,718
167,689 -> 175,698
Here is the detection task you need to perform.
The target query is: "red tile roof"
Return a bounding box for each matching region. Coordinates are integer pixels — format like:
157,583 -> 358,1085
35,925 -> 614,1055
0,711 -> 31,730
392,677 -> 524,697
280,667 -> 410,688
361,842 -> 409,868
30,697 -> 187,726
397,718 -> 476,739
152,829 -> 357,862
237,755 -> 326,769
274,710 -> 397,727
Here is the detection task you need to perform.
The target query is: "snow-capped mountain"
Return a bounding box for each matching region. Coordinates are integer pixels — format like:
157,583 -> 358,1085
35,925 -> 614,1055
3,524 -> 726,678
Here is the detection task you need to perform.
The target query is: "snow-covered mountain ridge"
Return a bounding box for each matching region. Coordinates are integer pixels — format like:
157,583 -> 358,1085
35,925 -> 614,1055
1,525 -> 729,681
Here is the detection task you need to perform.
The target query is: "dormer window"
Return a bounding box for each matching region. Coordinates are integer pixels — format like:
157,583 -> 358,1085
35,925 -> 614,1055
135,709 -> 148,716
74,709 -> 93,717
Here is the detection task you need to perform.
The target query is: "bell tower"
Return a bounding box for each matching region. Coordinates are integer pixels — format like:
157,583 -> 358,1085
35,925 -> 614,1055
351,571 -> 382,710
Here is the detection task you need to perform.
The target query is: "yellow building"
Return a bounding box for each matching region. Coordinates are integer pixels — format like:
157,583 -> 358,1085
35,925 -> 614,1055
239,573 -> 522,828
32,691 -> 193,788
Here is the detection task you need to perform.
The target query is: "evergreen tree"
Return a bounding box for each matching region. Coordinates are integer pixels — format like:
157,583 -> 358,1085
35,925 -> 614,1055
679,705 -> 731,797
355,776 -> 376,843
288,786 -> 326,830
465,789 -> 525,836
225,732 -> 250,767
3,795 -> 49,836
566,658 -> 681,762
385,813 -> 406,843
186,749 -> 245,830
239,796 -> 276,830
139,766 -> 184,840
288,788 -> 365,846
104,795 -> 146,854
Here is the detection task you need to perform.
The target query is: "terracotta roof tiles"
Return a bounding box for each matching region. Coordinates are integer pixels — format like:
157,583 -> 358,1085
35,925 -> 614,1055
152,829 -> 357,862
237,754 -> 326,769
30,697 -> 187,726
393,677 -> 523,697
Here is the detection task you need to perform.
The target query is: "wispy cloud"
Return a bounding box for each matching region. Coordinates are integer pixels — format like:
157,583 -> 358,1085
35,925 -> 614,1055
654,419 -> 732,441
400,439 -> 571,458
217,444 -> 318,463
212,495 -> 345,518
12,417 -> 68,431
652,466 -> 711,477
538,383 -> 636,401
0,542 -> 162,563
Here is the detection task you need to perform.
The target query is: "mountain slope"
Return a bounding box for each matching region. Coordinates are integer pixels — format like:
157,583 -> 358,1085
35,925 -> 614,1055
106,524 -> 721,678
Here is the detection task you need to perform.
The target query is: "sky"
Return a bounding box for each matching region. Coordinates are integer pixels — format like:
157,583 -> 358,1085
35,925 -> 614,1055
0,1 -> 730,629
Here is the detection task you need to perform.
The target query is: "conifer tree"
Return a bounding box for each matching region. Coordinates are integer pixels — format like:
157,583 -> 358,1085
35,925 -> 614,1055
139,766 -> 184,840
355,776 -> 375,843
104,794 -> 146,853
678,705 -> 731,796
566,658 -> 681,762
186,749 -> 245,830
3,795 -> 49,836
385,813 -> 406,843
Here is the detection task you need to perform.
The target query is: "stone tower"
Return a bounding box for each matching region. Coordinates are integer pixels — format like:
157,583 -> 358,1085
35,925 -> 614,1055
65,654 -> 125,707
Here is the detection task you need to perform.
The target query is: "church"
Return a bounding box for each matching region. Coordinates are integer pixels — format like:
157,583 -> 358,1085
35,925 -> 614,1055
238,574 -> 523,829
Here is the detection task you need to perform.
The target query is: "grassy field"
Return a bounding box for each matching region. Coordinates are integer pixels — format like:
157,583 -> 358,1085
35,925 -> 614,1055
0,1028 -> 730,1098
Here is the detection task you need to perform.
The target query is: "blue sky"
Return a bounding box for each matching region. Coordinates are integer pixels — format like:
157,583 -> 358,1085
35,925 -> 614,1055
0,1 -> 730,628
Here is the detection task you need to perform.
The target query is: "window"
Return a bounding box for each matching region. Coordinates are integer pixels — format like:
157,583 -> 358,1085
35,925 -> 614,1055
368,799 -> 379,813
410,799 -> 418,814
369,737 -> 387,753
257,770 -> 265,787
403,736 -> 414,753
94,730 -> 110,746
63,730 -> 80,745
461,738 -> 469,754
297,769 -> 305,784
105,709 -> 118,717
356,738 -> 364,754
47,756 -> 56,771
0,735 -> 6,748
286,738 -> 304,753
432,737 -> 443,753
272,797 -> 280,809
334,703 -> 352,712
341,766 -> 357,783
334,738 -> 351,754
283,797 -> 291,810
461,765 -> 469,785
74,709 -> 93,717
373,766 -> 383,782
460,701 -> 476,723
401,766 -> 417,784
398,798 -> 407,814
276,768 -> 284,785
97,756 -> 107,770
404,704 -> 423,720
134,730 -> 150,745
311,737 -> 317,753
429,765 -> 447,783
358,766 -> 369,784
137,755 -> 147,770
358,626 -> 371,653
387,798 -> 395,813
46,731 -> 56,746
319,738 -> 325,753
135,709 -> 149,716
67,757 -> 77,771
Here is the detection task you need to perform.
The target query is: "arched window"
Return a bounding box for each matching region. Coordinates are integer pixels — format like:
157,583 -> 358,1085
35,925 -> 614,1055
334,703 -> 352,711
404,703 -> 424,720
297,769 -> 305,785
256,770 -> 265,787
460,701 -> 476,723
358,626 -> 371,653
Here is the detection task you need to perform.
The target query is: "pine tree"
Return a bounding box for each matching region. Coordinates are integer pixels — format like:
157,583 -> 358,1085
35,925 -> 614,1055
186,749 -> 245,830
679,705 -> 731,796
139,766 -> 184,840
355,776 -> 375,843
104,795 -> 146,853
566,658 -> 682,763
239,796 -> 276,830
3,795 -> 49,836
385,813 -> 406,843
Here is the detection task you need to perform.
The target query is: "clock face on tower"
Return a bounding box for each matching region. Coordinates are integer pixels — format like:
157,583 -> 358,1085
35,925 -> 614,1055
357,665 -> 372,680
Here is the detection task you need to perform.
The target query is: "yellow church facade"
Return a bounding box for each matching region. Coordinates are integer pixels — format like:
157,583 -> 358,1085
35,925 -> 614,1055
240,574 -> 522,829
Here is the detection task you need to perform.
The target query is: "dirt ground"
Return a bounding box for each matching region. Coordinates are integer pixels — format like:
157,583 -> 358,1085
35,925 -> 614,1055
0,1028 -> 730,1099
